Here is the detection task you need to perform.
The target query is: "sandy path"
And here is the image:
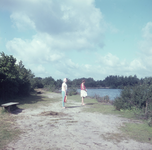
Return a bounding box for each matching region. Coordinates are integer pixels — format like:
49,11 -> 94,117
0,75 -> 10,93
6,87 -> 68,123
7,92 -> 151,150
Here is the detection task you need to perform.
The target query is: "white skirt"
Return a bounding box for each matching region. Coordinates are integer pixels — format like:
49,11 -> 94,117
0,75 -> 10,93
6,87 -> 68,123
80,90 -> 87,97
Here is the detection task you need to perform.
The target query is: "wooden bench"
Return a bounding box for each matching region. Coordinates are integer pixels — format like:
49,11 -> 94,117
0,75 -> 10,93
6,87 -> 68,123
1,102 -> 19,112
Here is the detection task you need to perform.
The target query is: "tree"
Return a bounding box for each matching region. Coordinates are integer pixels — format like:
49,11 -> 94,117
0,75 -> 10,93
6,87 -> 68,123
42,76 -> 56,91
0,52 -> 19,99
31,77 -> 43,89
16,61 -> 33,95
56,79 -> 62,89
0,52 -> 34,102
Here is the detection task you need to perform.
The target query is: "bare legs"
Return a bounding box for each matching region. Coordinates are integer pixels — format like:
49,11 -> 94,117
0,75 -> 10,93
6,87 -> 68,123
81,97 -> 85,105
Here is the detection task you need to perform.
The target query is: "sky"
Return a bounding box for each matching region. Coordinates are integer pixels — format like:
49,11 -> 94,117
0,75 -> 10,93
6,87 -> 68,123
0,0 -> 152,81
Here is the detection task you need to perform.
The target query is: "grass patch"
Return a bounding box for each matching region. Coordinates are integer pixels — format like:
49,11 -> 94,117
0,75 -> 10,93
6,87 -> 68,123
76,96 -> 137,119
65,95 -> 98,108
67,94 -> 98,104
84,103 -> 115,114
121,122 -> 152,144
67,94 -> 82,102
69,95 -> 120,114
0,108 -> 20,149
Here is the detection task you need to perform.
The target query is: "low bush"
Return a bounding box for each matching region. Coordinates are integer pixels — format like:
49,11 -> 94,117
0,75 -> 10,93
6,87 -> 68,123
113,84 -> 152,124
68,88 -> 78,96
94,94 -> 111,103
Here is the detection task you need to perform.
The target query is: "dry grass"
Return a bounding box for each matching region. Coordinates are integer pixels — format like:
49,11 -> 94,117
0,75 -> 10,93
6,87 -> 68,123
0,108 -> 21,150
101,132 -> 128,143
39,111 -> 65,117
18,92 -> 59,110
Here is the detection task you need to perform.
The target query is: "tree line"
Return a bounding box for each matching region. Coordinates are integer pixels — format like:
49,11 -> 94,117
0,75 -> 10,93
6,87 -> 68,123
0,52 -> 151,102
32,75 -> 141,90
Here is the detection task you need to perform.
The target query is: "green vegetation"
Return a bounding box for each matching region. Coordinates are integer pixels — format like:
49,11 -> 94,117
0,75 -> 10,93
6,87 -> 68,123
68,88 -> 78,96
1,51 -> 152,102
71,95 -> 136,118
0,52 -> 34,104
121,122 -> 152,144
0,109 -> 20,149
113,78 -> 152,125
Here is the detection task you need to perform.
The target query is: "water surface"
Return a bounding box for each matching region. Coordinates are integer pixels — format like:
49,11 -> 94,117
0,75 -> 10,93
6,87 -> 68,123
77,89 -> 122,100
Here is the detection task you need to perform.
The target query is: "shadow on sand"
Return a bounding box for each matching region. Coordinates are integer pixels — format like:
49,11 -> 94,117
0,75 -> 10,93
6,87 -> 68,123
66,106 -> 81,108
85,103 -> 96,105
11,108 -> 24,115
66,102 -> 97,108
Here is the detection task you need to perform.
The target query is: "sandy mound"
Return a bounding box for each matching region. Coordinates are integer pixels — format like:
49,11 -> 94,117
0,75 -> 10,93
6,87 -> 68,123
39,111 -> 65,117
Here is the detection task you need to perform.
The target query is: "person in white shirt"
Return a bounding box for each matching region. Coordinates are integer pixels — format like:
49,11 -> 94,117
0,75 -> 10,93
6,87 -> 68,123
61,78 -> 67,108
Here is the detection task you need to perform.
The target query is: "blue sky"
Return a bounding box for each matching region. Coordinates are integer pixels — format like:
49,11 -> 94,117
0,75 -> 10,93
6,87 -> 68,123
0,0 -> 152,81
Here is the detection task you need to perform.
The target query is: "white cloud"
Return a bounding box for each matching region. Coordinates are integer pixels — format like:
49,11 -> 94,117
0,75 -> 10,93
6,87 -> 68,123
129,59 -> 146,71
2,0 -> 152,80
138,22 -> 152,68
6,36 -> 65,64
142,22 -> 152,39
97,53 -> 120,67
3,0 -> 105,51
3,0 -> 108,79
10,12 -> 36,30
93,52 -> 150,79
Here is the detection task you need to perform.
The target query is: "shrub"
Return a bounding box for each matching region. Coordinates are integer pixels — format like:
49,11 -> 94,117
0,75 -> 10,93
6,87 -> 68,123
113,84 -> 152,122
94,94 -> 111,103
104,95 -> 110,103
113,86 -> 133,110
95,94 -> 104,102
68,88 -> 77,96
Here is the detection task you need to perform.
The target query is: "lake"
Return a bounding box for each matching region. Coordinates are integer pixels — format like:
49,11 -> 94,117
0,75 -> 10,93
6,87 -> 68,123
77,89 -> 122,100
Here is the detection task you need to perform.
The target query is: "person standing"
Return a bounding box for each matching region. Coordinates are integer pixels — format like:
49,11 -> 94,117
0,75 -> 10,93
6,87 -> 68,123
61,78 -> 67,109
80,79 -> 87,105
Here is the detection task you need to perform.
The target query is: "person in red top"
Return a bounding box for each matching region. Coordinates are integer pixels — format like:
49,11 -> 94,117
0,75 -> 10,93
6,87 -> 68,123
80,79 -> 87,105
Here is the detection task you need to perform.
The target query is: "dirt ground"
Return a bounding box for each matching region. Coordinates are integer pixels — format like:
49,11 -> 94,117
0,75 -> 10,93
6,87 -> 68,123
6,92 -> 152,150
